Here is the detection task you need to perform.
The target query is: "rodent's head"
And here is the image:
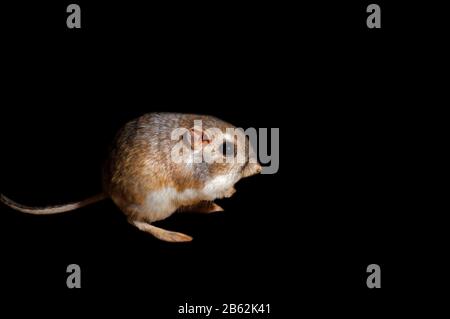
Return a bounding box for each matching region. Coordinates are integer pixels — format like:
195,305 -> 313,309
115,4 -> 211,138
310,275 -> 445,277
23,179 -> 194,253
172,115 -> 262,183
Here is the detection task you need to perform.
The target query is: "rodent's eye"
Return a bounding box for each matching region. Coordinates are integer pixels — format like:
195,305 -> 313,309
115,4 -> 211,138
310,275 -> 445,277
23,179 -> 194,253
220,142 -> 236,157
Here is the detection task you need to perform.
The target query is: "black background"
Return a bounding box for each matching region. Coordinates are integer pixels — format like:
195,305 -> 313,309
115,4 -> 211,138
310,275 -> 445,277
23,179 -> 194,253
1,1 -> 445,317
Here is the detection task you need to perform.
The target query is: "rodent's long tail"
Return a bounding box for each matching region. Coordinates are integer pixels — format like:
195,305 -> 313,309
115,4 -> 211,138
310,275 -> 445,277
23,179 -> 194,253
0,193 -> 107,215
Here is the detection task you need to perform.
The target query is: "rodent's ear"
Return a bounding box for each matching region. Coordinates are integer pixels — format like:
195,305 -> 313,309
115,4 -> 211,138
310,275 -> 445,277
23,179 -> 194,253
188,127 -> 211,150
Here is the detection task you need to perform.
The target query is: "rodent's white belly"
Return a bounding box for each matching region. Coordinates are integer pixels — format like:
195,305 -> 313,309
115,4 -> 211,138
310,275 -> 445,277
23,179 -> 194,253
141,187 -> 188,222
202,175 -> 236,199
140,174 -> 236,222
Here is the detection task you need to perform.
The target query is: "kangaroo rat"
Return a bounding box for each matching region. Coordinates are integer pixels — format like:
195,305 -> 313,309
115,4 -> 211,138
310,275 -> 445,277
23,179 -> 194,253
1,112 -> 261,242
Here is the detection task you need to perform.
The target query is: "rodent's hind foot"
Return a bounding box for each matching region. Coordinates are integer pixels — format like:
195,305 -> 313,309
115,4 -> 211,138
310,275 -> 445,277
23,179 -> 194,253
178,201 -> 224,214
130,220 -> 193,243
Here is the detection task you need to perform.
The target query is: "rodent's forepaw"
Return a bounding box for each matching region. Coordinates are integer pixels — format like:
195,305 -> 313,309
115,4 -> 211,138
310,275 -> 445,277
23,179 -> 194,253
224,187 -> 236,198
